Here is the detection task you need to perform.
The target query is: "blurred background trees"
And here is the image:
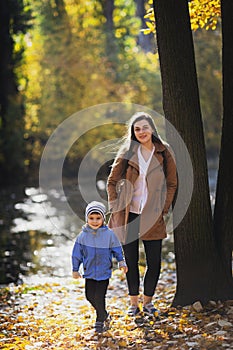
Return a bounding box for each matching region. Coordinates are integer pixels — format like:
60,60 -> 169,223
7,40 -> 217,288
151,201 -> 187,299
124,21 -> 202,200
0,0 -> 32,183
0,0 -> 222,185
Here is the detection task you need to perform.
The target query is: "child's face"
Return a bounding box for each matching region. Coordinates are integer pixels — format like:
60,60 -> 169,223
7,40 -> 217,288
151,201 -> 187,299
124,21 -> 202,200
87,213 -> 103,230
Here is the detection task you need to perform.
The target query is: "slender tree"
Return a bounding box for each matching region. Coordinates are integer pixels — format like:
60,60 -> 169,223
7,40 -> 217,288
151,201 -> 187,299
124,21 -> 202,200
213,0 -> 233,286
153,0 -> 233,306
99,0 -> 118,65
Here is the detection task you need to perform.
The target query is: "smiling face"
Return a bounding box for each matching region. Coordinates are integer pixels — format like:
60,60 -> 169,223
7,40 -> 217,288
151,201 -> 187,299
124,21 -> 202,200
133,119 -> 154,147
87,212 -> 104,230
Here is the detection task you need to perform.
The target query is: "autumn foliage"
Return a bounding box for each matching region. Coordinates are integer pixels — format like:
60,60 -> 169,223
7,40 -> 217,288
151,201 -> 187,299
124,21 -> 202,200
1,265 -> 233,349
144,0 -> 221,32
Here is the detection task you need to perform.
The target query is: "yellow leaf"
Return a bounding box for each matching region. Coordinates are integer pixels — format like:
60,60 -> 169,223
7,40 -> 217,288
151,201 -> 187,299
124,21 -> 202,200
17,316 -> 24,322
141,28 -> 153,35
118,340 -> 128,347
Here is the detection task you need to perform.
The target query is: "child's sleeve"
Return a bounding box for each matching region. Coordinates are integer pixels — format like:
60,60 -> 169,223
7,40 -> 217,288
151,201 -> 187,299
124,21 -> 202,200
72,240 -> 83,272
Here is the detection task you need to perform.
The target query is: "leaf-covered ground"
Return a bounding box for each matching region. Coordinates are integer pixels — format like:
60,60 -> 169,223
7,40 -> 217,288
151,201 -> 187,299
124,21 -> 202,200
1,263 -> 233,350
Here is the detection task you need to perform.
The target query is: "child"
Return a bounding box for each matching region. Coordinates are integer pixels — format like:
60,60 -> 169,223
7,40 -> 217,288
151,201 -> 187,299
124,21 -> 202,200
72,201 -> 128,333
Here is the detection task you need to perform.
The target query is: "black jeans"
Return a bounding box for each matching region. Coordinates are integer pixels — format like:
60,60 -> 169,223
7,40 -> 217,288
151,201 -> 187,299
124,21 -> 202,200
85,279 -> 109,322
123,212 -> 162,297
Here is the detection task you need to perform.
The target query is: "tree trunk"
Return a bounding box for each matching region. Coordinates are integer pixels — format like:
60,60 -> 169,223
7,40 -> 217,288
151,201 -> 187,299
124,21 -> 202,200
213,0 -> 233,290
0,0 -> 17,119
100,0 -> 117,58
0,0 -> 26,184
101,0 -> 114,31
153,0 -> 232,306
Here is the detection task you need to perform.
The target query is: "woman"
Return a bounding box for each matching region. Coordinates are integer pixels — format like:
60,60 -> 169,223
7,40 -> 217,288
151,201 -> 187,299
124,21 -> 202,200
107,112 -> 177,316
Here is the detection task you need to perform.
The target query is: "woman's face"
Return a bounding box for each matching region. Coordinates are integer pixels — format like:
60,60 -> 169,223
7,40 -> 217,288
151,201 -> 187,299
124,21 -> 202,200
133,119 -> 153,145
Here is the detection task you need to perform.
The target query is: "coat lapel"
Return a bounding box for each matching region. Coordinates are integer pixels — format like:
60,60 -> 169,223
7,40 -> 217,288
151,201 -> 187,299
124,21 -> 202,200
127,141 -> 166,174
127,148 -> 139,172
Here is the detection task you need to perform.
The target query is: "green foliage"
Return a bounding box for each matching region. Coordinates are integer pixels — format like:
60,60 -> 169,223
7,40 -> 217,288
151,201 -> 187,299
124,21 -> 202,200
24,0 -> 162,169
0,98 -> 25,174
0,0 -> 32,183
1,0 -> 223,182
8,0 -> 32,35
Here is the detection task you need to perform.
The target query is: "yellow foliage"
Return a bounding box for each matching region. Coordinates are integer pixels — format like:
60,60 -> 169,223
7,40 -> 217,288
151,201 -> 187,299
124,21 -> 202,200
189,0 -> 221,31
144,0 -> 221,34
1,274 -> 233,349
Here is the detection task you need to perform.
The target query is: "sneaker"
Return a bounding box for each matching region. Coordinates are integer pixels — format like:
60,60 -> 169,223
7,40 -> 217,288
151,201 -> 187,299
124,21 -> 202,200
127,305 -> 140,316
94,321 -> 105,333
95,314 -> 111,333
104,313 -> 112,330
143,303 -> 159,317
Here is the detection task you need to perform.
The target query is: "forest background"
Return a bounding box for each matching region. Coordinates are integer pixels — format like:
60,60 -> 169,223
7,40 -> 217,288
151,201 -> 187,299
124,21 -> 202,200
0,0 -> 222,185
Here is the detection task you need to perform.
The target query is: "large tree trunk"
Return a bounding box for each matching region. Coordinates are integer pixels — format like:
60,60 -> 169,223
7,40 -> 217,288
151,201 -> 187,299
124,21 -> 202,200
153,0 -> 232,306
213,0 -> 233,290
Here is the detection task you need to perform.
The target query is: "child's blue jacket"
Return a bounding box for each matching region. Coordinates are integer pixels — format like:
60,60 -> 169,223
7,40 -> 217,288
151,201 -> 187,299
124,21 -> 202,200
72,225 -> 125,281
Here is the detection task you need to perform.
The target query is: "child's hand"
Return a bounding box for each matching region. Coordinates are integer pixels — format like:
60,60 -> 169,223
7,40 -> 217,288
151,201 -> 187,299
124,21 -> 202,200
118,260 -> 128,274
72,271 -> 82,279
120,265 -> 128,274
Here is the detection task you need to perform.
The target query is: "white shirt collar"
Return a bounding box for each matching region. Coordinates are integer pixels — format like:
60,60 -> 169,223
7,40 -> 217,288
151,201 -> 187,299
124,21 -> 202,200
137,145 -> 155,174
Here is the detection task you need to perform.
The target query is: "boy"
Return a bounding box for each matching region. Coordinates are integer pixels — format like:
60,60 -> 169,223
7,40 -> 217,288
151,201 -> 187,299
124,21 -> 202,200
72,201 -> 127,333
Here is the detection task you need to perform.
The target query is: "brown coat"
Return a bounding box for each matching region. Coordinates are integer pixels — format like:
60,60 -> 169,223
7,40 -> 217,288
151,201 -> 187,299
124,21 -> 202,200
107,141 -> 177,242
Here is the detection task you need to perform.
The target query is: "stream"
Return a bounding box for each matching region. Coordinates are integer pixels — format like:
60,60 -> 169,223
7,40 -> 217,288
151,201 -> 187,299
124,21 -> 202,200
0,167 -> 217,285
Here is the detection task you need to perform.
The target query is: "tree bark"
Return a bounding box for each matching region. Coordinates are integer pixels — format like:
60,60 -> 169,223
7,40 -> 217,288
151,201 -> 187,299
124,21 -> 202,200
153,0 -> 233,306
213,0 -> 233,289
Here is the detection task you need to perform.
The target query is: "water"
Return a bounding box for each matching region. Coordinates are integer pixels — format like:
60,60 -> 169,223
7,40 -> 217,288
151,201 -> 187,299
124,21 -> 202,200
0,168 -> 217,285
0,185 -> 80,284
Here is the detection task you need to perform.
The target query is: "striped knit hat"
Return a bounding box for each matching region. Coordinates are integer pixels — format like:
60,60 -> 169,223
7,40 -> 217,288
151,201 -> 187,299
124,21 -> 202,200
85,201 -> 106,222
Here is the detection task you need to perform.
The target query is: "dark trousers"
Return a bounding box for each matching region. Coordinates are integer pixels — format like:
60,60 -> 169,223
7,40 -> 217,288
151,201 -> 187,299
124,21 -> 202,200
85,278 -> 109,322
123,212 -> 162,297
